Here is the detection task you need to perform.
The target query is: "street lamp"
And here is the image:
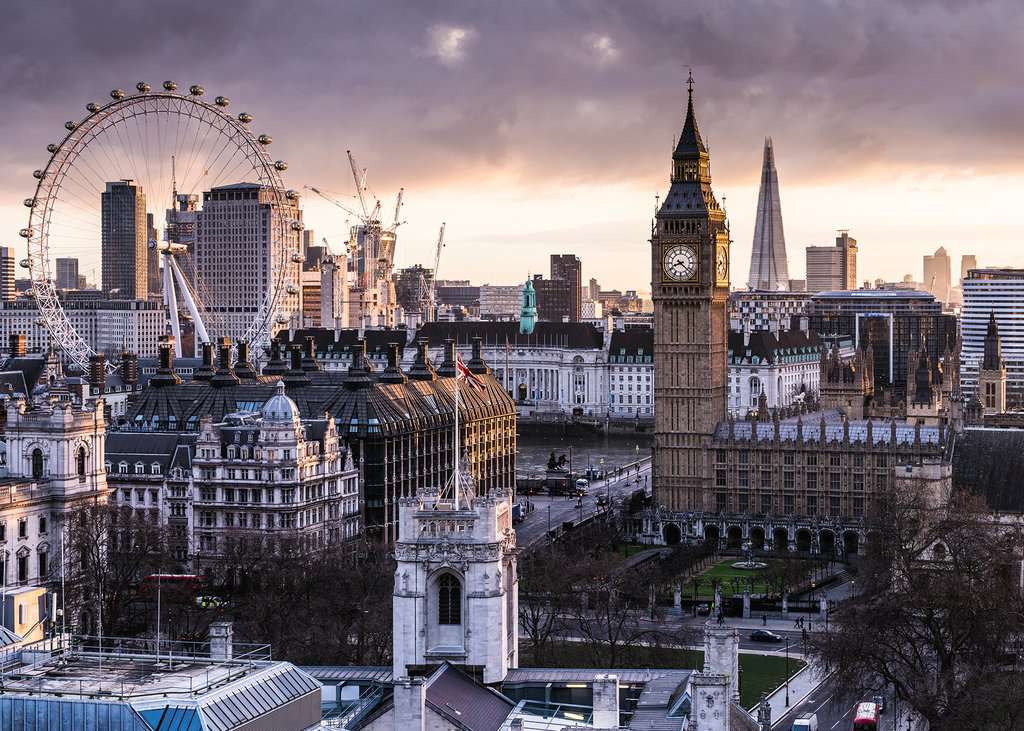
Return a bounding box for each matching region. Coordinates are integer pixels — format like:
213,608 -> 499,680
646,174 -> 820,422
785,637 -> 790,707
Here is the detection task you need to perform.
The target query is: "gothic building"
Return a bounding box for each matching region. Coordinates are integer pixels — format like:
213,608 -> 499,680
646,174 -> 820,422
651,74 -> 731,513
818,343 -> 874,419
977,312 -> 1007,416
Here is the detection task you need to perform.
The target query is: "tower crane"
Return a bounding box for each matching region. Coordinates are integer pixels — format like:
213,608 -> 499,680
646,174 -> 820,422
423,223 -> 446,321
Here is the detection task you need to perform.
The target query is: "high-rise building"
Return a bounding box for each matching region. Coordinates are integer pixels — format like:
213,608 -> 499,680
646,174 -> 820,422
1,247 -> 17,301
961,268 -> 1024,403
746,137 -> 789,291
531,275 -> 575,323
960,254 -> 978,286
479,284 -> 522,320
101,180 -> 148,299
55,258 -> 79,291
923,246 -> 951,304
805,231 -> 857,292
194,183 -> 302,338
550,254 -> 582,322
319,254 -> 348,329
146,212 -> 160,299
650,74 -> 730,512
587,277 -> 601,301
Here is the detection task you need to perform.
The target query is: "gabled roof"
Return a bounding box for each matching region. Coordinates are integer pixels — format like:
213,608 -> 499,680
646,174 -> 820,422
424,664 -> 515,731
728,328 -> 821,365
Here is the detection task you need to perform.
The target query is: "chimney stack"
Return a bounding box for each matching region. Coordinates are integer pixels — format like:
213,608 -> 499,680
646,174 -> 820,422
437,338 -> 457,377
379,342 -> 407,384
120,351 -> 139,386
194,342 -> 215,381
150,336 -> 182,387
88,354 -> 106,395
261,338 -> 288,376
283,346 -> 311,388
210,337 -> 239,387
233,340 -> 258,380
301,336 -> 321,372
343,339 -> 373,390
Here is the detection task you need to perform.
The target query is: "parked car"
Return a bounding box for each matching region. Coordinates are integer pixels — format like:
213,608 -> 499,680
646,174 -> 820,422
791,712 -> 818,731
749,630 -> 783,643
696,603 -> 711,616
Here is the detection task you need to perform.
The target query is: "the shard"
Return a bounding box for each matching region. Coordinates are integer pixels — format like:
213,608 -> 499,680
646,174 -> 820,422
746,137 -> 790,291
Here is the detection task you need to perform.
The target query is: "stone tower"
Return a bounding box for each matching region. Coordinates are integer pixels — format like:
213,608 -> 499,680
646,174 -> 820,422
651,73 -> 731,513
392,482 -> 518,684
978,312 -> 1006,415
819,344 -> 873,419
747,137 -> 789,291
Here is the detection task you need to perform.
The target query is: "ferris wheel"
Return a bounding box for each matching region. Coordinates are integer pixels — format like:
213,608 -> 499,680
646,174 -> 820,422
20,80 -> 303,372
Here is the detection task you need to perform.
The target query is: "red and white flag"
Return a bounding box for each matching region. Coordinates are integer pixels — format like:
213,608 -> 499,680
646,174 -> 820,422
456,354 -> 486,392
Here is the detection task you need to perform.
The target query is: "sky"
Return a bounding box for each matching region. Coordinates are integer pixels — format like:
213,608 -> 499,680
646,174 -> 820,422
3,0 -> 1024,294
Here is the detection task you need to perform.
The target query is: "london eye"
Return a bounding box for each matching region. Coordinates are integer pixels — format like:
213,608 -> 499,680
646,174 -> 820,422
21,80 -> 302,372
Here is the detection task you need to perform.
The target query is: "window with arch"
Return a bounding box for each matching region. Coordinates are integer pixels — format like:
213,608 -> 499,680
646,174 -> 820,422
77,447 -> 87,482
31,449 -> 43,480
749,376 -> 762,408
437,574 -> 461,625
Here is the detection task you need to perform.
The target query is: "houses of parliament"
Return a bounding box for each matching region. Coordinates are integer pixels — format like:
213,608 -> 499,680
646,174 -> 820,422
640,76 -> 961,554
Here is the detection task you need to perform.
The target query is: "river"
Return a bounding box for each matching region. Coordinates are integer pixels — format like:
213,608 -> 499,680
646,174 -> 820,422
516,431 -> 653,478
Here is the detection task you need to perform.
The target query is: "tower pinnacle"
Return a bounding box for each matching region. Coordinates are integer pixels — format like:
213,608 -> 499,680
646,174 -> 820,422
747,137 -> 790,291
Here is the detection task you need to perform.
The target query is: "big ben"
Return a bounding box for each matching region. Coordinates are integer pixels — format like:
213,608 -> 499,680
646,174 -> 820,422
651,73 -> 730,512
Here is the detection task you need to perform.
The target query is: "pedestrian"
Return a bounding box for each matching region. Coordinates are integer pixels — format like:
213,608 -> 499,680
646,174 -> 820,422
717,612 -> 724,625
762,614 -> 767,626
793,617 -> 800,629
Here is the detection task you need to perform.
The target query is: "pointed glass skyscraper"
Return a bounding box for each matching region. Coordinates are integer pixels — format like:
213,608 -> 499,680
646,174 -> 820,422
746,138 -> 790,291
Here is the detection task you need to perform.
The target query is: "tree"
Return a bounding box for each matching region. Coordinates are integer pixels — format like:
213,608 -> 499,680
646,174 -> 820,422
811,489 -> 1024,730
64,502 -> 176,638
519,543 -> 569,664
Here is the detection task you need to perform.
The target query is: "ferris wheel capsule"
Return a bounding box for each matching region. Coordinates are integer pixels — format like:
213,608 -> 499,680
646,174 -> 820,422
291,253 -> 304,263
215,96 -> 230,107
258,134 -> 272,145
285,189 -> 299,200
46,143 -> 58,153
286,284 -> 299,295
19,228 -> 34,238
237,112 -> 253,124
136,82 -> 151,93
274,160 -> 288,171
189,84 -> 204,96
275,314 -> 290,324
110,89 -> 125,100
86,102 -> 99,113
290,221 -> 303,231
64,120 -> 78,131
19,259 -> 29,269
32,170 -> 45,179
23,198 -> 35,208
163,80 -> 177,91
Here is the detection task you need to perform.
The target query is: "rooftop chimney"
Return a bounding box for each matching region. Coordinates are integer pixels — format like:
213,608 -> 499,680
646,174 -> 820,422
437,338 -> 457,377
379,342 -> 408,384
283,346 -> 311,388
301,336 -> 322,372
150,336 -> 182,387
261,338 -> 288,376
193,341 -> 215,381
233,340 -> 258,380
120,351 -> 139,386
467,336 -> 489,375
343,339 -> 373,390
407,338 -> 437,381
209,622 -> 234,661
8,333 -> 25,358
210,337 -> 239,388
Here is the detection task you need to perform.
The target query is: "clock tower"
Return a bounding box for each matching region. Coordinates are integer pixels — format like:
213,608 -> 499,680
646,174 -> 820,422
651,74 -> 730,512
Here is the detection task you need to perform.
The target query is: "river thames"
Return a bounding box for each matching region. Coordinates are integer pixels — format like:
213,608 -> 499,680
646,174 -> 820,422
516,431 -> 653,478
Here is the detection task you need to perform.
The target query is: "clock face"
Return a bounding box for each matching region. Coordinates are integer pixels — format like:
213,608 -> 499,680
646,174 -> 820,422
716,246 -> 729,284
663,244 -> 697,282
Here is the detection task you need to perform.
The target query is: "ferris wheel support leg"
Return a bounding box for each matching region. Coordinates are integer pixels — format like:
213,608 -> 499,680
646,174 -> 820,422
162,255 -> 182,358
170,256 -> 210,347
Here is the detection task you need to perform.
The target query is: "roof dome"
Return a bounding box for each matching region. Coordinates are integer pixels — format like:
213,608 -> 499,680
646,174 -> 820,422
261,381 -> 300,422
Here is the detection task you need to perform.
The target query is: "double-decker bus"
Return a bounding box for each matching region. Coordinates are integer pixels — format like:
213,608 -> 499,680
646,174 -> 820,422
852,702 -> 880,731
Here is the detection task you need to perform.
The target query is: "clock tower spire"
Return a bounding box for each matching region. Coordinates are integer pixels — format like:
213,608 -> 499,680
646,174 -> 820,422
651,74 -> 730,512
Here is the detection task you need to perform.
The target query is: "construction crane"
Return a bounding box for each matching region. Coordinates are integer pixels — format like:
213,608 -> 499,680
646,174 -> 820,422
423,223 -> 446,321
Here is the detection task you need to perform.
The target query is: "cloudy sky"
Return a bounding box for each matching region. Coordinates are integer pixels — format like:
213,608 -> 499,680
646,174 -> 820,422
3,0 -> 1023,293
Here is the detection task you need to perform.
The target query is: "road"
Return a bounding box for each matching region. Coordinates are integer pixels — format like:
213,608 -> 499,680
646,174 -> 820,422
515,457 -> 651,549
774,678 -> 919,731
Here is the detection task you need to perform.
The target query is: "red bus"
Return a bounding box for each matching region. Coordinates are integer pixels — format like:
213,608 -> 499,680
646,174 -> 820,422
853,702 -> 880,731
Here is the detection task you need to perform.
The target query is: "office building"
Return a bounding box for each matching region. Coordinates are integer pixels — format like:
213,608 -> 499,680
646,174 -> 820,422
531,275 -> 577,323
960,254 -> 978,285
728,290 -> 810,332
479,284 -> 522,320
747,137 -> 790,291
807,289 -> 956,399
147,212 -> 160,298
101,180 -> 148,299
549,254 -> 582,322
0,246 -> 16,301
805,231 -> 857,292
55,257 -> 79,290
194,183 -> 302,338
961,268 -> 1024,403
923,246 -> 952,304
393,264 -> 432,314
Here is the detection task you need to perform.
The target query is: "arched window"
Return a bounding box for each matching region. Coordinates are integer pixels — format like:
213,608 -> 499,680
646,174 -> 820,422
749,377 -> 762,408
77,447 -> 87,482
437,574 -> 461,625
31,449 -> 43,479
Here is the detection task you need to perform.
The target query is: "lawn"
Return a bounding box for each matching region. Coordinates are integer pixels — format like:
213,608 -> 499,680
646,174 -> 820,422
520,641 -> 804,710
680,558 -> 800,600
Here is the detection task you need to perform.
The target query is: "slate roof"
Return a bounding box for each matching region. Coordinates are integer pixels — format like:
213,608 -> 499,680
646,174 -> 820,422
0,356 -> 46,392
413,321 -> 604,350
608,328 -> 653,362
952,427 -> 1024,512
728,328 -> 821,366
106,433 -> 197,475
0,372 -> 29,397
715,413 -> 943,447
276,329 -> 409,359
425,664 -> 515,731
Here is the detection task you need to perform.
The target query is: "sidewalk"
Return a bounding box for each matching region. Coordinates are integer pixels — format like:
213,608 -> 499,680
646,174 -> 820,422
764,661 -> 827,722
